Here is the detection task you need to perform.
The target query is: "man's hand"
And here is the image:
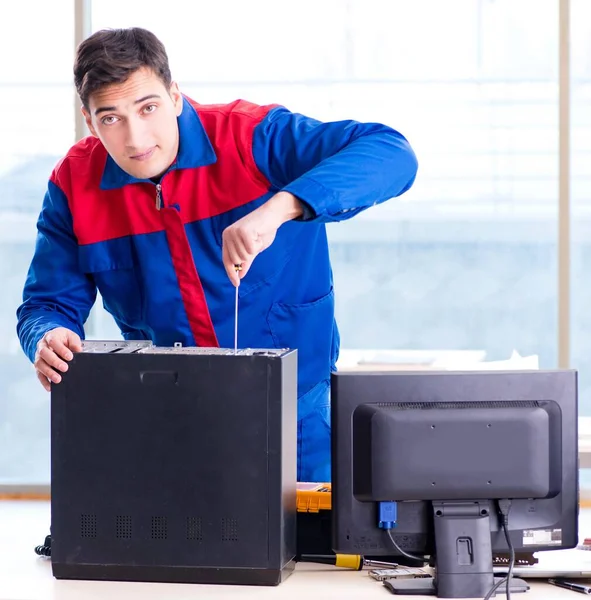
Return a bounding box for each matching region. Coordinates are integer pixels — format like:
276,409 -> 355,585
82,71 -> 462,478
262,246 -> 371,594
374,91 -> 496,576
222,191 -> 303,286
34,327 -> 82,392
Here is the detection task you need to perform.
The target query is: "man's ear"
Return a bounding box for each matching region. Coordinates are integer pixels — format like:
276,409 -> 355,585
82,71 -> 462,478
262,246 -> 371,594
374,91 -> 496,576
170,82 -> 183,117
81,106 -> 98,138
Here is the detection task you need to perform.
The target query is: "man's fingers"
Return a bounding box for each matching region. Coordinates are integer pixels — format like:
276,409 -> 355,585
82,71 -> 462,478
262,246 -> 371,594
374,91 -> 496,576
222,243 -> 240,286
222,226 -> 264,286
226,239 -> 242,266
227,237 -> 250,266
45,335 -> 74,362
237,228 -> 261,256
33,328 -> 81,392
65,332 -> 83,353
228,244 -> 257,273
229,267 -> 240,287
225,228 -> 261,263
36,361 -> 62,385
224,236 -> 253,286
36,370 -> 51,392
38,345 -> 69,373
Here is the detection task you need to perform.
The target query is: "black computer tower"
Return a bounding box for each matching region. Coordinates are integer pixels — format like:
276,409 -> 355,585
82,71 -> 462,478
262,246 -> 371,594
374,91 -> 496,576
50,341 -> 298,586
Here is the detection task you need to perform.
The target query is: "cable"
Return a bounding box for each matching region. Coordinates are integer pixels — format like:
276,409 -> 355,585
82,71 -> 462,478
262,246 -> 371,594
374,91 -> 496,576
378,501 -> 427,563
484,499 -> 514,600
385,527 -> 427,563
34,534 -> 52,558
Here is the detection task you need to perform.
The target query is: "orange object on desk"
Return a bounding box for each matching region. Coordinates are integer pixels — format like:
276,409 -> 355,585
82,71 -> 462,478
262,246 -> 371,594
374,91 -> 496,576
296,482 -> 332,513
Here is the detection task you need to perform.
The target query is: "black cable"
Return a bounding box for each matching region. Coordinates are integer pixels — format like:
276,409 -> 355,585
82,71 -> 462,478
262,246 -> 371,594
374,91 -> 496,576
385,528 -> 427,563
484,499 -> 514,600
34,534 -> 51,557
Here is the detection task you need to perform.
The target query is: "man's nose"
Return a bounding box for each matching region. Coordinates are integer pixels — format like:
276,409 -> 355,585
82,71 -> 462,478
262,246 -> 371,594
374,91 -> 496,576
125,117 -> 149,150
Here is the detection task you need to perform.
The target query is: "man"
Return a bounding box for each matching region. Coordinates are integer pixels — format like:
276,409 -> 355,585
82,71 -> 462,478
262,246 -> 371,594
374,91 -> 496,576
16,27 -> 418,482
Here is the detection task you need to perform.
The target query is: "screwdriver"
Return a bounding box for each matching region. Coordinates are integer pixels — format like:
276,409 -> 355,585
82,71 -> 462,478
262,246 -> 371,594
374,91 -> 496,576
234,264 -> 242,355
298,554 -> 399,570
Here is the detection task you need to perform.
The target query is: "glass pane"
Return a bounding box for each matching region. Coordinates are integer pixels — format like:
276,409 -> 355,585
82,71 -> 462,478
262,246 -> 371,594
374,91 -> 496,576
90,0 -> 559,368
330,0 -> 558,367
0,4 -> 73,84
571,0 -> 591,416
0,0 -> 75,484
92,0 -> 350,83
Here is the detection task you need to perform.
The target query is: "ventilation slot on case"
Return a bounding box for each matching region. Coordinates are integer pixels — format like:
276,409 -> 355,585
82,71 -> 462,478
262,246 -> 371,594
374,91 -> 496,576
116,516 -> 132,539
151,516 -> 168,540
80,514 -> 97,538
187,517 -> 203,541
221,518 -> 238,542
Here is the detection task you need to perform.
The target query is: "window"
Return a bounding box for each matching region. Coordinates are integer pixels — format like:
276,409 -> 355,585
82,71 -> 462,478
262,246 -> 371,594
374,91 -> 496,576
4,0 -> 584,487
572,0 -> 591,412
92,0 -> 560,377
0,0 -> 75,484
323,1 -> 560,378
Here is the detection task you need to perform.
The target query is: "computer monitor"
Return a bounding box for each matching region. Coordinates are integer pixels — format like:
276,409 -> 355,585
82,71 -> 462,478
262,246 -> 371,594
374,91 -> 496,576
331,369 -> 578,598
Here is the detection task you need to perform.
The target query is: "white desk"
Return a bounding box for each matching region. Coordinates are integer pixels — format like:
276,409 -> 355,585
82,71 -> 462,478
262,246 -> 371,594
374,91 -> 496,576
0,501 -> 582,600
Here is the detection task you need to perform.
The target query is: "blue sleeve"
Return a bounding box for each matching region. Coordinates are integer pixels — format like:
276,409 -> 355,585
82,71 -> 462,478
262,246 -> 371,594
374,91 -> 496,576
16,179 -> 96,363
251,106 -> 418,222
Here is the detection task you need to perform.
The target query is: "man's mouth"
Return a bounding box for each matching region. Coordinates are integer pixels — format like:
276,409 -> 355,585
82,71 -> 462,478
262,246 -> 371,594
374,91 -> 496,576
130,147 -> 156,161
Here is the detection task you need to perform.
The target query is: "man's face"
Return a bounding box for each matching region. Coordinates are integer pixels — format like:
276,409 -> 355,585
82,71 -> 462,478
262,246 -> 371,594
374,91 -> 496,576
83,67 -> 183,180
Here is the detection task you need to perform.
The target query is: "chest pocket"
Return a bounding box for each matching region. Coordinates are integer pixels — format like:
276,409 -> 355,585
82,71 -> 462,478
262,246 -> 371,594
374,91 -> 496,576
78,237 -> 145,328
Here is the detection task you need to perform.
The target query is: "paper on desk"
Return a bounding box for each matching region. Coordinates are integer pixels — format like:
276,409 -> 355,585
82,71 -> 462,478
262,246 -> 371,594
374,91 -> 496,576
433,349 -> 539,371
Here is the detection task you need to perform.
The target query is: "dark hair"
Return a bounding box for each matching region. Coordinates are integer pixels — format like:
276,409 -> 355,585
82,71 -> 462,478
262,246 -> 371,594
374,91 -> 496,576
74,27 -> 172,109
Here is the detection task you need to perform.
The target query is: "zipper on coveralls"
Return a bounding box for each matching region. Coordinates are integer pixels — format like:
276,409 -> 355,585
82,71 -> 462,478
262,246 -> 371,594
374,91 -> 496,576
155,183 -> 162,210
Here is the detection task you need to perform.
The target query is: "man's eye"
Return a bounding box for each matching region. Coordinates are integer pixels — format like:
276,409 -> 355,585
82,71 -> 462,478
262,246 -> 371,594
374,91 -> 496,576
143,104 -> 157,114
101,116 -> 118,125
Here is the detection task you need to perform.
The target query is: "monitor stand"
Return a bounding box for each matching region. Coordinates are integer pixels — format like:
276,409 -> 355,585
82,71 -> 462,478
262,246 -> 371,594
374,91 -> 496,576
383,501 -> 530,598
384,576 -> 529,596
